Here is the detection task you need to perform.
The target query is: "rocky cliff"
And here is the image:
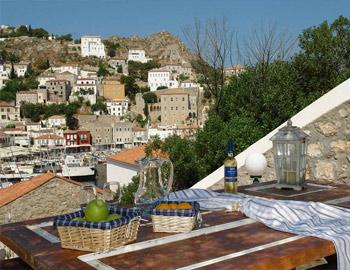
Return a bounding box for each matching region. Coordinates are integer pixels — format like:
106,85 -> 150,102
0,31 -> 193,69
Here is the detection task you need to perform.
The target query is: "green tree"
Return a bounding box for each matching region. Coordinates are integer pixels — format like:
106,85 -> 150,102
91,98 -> 108,114
142,92 -> 158,104
128,60 -> 160,82
66,113 -> 78,130
117,65 -> 123,73
56,34 -> 73,41
120,176 -> 140,204
9,63 -> 17,79
8,53 -> 19,63
293,15 -> 350,98
28,25 -> 32,36
120,75 -> 139,101
97,62 -> 110,77
157,86 -> 168,90
162,135 -> 202,190
16,25 -> 29,36
32,28 -> 49,38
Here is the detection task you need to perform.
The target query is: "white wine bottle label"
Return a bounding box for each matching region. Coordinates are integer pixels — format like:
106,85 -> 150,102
224,166 -> 238,182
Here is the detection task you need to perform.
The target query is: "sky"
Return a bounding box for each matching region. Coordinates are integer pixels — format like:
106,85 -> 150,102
0,0 -> 349,42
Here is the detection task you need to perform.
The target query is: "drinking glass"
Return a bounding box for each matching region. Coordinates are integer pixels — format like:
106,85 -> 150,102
79,184 -> 96,209
103,182 -> 121,207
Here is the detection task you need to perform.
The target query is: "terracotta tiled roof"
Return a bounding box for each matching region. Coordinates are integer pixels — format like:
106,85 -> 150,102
132,126 -> 146,132
0,173 -> 85,207
0,101 -> 14,107
111,56 -> 127,61
108,145 -> 145,167
149,68 -> 169,73
48,114 -> 65,119
16,90 -> 38,94
46,79 -> 69,83
34,134 -> 64,140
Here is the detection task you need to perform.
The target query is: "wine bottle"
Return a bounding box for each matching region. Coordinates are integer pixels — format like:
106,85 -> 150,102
224,139 -> 238,193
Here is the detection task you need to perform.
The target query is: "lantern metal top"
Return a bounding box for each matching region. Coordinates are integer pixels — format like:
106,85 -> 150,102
270,119 -> 309,141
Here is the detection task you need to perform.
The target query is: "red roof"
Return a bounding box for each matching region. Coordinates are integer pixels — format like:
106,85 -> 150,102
0,173 -> 88,207
108,145 -> 145,167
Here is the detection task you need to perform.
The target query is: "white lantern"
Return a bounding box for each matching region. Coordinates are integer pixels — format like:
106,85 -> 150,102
270,119 -> 309,191
245,153 -> 267,184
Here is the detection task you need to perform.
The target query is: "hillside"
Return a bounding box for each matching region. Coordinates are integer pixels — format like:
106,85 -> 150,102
106,31 -> 193,65
0,31 -> 193,69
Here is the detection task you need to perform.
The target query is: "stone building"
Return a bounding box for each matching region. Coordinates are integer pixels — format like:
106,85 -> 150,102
16,90 -> 38,106
0,101 -> 19,123
0,173 -> 95,225
55,71 -> 77,88
45,80 -> 72,103
80,117 -> 116,150
159,88 -> 199,126
108,56 -> 127,74
101,77 -> 125,100
112,122 -> 134,148
37,88 -> 48,104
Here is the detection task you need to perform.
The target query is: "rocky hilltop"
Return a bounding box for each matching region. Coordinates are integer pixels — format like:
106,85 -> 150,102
106,31 -> 193,64
0,31 -> 193,69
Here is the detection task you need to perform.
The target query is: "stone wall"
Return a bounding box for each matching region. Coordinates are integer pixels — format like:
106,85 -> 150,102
211,100 -> 350,190
0,178 -> 84,225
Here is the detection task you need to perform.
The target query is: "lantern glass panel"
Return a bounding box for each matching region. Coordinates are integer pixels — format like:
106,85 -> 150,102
270,120 -> 309,190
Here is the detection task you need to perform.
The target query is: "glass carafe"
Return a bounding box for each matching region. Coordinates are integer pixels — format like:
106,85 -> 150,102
134,157 -> 174,205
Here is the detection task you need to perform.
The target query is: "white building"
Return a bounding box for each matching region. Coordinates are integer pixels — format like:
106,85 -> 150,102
46,115 -> 66,129
128,49 -> 151,63
180,80 -> 199,88
75,78 -> 97,94
71,77 -> 98,105
52,63 -> 80,75
0,60 -> 8,88
81,36 -> 105,58
2,128 -> 30,147
33,134 -> 65,148
5,62 -> 29,77
148,68 -> 179,91
106,145 -> 145,186
148,126 -> 174,140
80,70 -> 98,78
132,126 -> 148,145
106,99 -> 129,116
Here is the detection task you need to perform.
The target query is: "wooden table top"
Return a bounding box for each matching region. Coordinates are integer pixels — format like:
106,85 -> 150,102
1,181 -> 349,270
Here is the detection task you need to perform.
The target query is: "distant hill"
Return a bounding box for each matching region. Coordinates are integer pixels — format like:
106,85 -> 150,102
106,31 -> 193,65
0,31 -> 193,70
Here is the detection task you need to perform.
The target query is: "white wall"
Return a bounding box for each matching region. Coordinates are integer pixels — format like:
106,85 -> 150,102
107,160 -> 139,186
192,77 -> 350,189
81,36 -> 105,58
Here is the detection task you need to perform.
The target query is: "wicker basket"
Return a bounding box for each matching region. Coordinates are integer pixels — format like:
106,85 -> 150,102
151,201 -> 201,233
54,207 -> 141,252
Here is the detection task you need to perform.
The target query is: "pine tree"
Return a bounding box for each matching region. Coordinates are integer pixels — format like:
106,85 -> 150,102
28,25 -> 33,37
9,63 -> 17,79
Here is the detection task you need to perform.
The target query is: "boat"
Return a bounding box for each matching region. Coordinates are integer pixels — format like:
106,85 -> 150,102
58,155 -> 96,181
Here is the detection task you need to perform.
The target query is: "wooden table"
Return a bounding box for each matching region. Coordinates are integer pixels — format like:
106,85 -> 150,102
1,181 -> 349,270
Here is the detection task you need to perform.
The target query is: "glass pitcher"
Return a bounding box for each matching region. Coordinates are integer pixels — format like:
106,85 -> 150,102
134,157 -> 174,205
